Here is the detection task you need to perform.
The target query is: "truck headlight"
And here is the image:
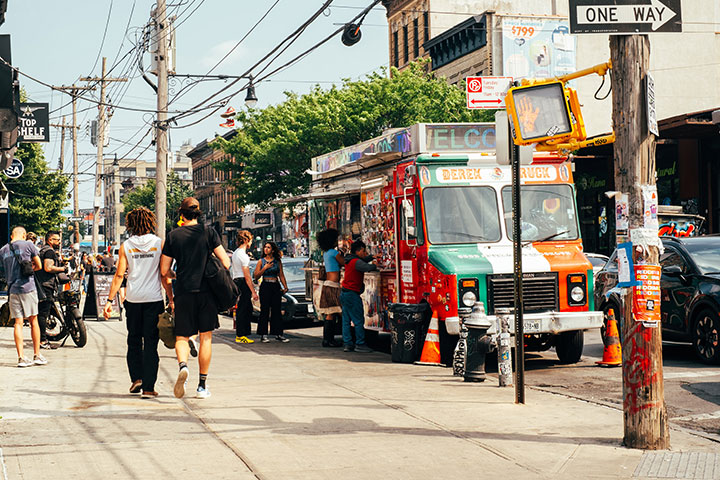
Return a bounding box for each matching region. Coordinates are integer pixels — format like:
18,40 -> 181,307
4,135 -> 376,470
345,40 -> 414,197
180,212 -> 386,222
462,290 -> 477,307
570,286 -> 585,303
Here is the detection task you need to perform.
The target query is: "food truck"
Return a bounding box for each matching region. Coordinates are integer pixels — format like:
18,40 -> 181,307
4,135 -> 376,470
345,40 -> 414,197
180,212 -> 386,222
307,123 -> 603,364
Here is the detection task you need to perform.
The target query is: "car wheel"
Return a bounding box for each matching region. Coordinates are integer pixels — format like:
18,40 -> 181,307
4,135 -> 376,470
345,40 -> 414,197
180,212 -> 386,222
602,301 -> 623,343
691,308 -> 720,365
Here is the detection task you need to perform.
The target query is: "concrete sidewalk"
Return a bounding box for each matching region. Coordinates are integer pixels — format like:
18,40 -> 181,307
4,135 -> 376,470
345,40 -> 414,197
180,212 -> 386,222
1,317 -> 718,480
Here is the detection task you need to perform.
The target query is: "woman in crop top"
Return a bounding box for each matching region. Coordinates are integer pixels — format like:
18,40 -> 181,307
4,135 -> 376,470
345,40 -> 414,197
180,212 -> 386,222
253,241 -> 289,343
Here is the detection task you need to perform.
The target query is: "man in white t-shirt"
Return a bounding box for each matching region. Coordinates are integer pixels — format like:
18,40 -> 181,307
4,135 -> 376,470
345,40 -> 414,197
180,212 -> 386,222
231,230 -> 258,344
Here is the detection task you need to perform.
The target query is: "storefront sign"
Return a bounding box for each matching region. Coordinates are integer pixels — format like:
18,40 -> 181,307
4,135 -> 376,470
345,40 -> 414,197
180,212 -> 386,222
633,264 -> 661,324
18,103 -> 50,142
254,212 -> 272,225
313,127 -> 412,174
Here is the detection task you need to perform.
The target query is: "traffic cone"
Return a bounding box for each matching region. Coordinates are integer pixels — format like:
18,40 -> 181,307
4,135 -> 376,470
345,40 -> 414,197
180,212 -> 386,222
596,308 -> 622,367
415,313 -> 445,366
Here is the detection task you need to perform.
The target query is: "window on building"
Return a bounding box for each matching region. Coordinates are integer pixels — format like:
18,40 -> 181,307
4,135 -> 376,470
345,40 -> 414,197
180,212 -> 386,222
424,11 -> 429,42
146,168 -> 156,178
413,18 -> 419,58
403,24 -> 408,64
393,31 -> 399,67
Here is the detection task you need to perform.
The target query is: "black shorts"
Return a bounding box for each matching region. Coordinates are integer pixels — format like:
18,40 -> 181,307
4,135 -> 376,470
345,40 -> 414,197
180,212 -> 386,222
174,291 -> 218,337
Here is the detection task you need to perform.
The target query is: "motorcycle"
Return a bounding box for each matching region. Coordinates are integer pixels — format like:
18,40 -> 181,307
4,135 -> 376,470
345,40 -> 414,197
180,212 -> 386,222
45,288 -> 87,348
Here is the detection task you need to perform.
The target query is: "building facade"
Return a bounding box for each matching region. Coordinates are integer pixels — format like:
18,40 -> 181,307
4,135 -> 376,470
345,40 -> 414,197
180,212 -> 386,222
187,130 -> 241,247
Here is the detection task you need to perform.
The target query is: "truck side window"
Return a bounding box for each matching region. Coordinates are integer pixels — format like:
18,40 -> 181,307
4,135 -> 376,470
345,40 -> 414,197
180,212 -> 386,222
415,192 -> 424,246
400,198 -> 417,242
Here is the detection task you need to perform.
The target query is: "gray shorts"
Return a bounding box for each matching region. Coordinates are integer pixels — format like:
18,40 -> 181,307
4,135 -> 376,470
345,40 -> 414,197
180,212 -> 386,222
9,290 -> 39,319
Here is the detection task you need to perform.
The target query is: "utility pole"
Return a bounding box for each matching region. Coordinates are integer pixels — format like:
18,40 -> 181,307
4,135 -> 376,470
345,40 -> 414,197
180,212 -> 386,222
81,57 -> 127,254
54,85 -> 94,245
49,116 -> 67,171
610,35 -> 668,449
113,154 -> 121,246
153,0 -> 169,240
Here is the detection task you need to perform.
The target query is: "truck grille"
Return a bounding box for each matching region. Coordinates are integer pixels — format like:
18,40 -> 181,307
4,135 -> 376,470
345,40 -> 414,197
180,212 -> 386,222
487,273 -> 558,314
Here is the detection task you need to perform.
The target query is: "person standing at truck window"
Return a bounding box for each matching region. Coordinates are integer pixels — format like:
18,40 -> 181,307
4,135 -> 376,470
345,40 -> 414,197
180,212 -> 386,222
340,239 -> 377,353
232,230 -> 258,344
253,241 -> 289,343
316,228 -> 344,348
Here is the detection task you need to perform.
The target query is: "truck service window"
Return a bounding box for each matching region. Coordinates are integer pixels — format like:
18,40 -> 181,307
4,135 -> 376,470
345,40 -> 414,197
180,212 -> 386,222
501,185 -> 579,242
423,187 -> 501,244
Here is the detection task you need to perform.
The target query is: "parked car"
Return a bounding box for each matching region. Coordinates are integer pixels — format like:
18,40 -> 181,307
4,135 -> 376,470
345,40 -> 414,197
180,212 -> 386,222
584,252 -> 610,280
594,236 -> 720,364
250,256 -> 316,325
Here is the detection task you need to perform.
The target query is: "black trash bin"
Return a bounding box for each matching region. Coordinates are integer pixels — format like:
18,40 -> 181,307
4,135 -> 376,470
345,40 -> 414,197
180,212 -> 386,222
388,303 -> 429,363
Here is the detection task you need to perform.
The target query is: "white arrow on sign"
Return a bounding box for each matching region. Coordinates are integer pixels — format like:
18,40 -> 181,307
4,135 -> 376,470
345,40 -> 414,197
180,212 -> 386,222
577,0 -> 677,31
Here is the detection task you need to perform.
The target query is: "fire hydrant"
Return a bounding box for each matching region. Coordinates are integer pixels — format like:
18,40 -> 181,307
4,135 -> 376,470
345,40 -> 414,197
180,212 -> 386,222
464,301 -> 494,382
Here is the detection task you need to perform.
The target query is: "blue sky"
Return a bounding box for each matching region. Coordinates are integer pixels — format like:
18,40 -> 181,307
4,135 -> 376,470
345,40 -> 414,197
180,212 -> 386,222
1,1 -> 389,208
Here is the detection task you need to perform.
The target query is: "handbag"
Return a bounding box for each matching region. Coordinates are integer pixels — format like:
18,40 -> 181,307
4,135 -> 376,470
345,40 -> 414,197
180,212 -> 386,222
157,308 -> 175,349
203,227 -> 239,311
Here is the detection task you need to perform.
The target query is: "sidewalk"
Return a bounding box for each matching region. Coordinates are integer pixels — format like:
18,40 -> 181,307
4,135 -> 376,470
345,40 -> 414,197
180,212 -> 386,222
1,316 -> 718,480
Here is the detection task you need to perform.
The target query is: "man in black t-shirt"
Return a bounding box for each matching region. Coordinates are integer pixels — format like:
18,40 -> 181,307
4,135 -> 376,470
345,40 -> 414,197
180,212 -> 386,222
36,231 -> 68,348
160,197 -> 231,400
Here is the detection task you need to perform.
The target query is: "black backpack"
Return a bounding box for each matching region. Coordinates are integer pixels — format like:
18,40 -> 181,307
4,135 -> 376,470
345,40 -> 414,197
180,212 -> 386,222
10,242 -> 34,278
203,228 -> 238,311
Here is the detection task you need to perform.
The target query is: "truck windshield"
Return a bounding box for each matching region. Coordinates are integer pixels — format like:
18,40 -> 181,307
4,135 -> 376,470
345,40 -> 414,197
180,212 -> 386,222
501,185 -> 579,242
423,186 -> 501,244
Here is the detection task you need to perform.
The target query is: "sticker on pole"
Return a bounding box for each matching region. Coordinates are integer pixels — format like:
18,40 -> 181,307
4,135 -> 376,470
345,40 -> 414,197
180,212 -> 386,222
633,264 -> 661,326
466,76 -> 512,109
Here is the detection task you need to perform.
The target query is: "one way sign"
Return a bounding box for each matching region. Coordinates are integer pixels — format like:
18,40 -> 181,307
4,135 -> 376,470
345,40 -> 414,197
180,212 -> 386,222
569,0 -> 682,34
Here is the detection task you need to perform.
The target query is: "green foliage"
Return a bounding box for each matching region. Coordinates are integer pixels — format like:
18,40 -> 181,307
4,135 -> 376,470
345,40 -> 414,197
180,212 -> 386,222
215,61 -> 496,207
3,143 -> 69,235
122,171 -> 194,232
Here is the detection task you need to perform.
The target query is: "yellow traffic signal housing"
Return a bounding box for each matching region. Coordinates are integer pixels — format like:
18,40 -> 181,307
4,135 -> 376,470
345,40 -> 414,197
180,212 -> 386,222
506,81 -> 577,146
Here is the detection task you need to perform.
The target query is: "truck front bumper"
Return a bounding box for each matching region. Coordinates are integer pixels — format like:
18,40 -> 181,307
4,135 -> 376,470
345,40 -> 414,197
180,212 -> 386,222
489,310 -> 604,335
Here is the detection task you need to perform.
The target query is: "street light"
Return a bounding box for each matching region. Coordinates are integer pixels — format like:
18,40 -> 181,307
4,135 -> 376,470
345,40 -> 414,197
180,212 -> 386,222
244,75 -> 258,109
168,73 -> 259,109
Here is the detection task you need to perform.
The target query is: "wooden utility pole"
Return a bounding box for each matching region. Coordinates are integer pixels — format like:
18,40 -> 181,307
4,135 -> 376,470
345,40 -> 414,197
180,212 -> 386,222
81,57 -> 127,254
54,85 -> 94,245
153,0 -> 169,240
610,35 -> 669,449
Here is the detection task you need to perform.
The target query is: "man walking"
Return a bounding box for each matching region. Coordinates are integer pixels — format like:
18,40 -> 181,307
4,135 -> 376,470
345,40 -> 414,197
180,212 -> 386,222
36,231 -> 67,349
1,226 -> 45,367
340,239 -> 377,353
160,197 -> 231,399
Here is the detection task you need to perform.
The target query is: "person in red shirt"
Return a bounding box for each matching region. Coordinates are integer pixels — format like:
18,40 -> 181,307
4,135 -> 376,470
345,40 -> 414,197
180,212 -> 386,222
339,239 -> 377,353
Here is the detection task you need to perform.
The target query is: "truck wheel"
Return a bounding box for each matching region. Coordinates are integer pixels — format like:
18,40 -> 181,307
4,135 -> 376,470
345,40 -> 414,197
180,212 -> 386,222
556,330 -> 584,364
438,320 -> 457,367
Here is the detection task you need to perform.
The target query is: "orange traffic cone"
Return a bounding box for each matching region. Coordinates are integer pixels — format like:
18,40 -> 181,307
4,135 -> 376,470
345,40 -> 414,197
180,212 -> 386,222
415,313 -> 445,366
597,308 -> 622,367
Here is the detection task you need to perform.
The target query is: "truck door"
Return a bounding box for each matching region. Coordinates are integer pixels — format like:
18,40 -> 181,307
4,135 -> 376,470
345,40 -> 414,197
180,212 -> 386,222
397,189 -> 423,303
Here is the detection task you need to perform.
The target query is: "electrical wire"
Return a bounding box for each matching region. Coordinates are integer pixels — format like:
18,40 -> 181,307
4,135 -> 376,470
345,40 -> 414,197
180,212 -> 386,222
88,0 -> 114,76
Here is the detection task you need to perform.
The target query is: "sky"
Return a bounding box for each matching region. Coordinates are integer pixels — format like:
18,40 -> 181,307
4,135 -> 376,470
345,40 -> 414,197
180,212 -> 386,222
0,0 -> 390,209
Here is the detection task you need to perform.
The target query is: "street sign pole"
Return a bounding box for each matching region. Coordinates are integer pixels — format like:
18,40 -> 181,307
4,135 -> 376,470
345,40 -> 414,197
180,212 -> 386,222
510,118 -> 525,404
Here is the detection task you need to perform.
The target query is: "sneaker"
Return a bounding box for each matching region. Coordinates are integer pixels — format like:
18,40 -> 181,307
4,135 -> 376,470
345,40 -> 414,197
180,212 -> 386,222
33,354 -> 48,365
260,335 -> 270,343
188,337 -> 198,358
343,345 -> 354,352
40,341 -> 56,350
129,379 -> 143,394
322,340 -> 342,348
354,344 -> 373,353
141,391 -> 159,399
17,357 -> 33,368
235,336 -> 254,344
275,335 -> 290,343
196,386 -> 211,399
174,366 -> 189,398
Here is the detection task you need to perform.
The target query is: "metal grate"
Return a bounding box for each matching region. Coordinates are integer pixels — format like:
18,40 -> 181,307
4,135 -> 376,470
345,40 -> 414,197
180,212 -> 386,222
487,272 -> 558,315
634,452 -> 719,479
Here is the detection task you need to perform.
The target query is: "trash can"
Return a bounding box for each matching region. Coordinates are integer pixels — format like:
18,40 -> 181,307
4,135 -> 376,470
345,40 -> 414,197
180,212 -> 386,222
388,303 -> 429,363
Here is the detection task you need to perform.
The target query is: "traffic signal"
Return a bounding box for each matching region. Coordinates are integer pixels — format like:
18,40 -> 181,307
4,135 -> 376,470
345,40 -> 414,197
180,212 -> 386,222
505,81 -> 577,146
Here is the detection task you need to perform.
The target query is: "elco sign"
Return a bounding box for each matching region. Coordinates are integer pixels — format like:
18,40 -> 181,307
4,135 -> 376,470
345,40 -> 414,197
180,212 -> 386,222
17,103 -> 50,143
569,0 -> 682,34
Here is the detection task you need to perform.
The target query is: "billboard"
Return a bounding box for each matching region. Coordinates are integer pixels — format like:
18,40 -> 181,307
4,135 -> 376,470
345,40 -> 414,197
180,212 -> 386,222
501,17 -> 576,81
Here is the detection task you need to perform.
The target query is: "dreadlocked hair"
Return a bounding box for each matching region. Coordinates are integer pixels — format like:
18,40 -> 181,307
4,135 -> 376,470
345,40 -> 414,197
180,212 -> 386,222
126,207 -> 157,236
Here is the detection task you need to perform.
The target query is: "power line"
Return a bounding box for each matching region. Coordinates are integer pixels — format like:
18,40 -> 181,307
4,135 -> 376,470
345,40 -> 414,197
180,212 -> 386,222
88,0 -> 114,75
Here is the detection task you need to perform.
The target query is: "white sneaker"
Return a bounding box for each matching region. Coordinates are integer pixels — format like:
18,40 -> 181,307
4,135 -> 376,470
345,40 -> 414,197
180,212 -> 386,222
33,354 -> 48,366
174,366 -> 189,398
196,386 -> 211,399
17,357 -> 33,368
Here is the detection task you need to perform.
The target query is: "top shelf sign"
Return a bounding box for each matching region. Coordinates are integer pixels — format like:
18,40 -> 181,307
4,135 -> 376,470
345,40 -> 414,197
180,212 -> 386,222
569,0 -> 682,34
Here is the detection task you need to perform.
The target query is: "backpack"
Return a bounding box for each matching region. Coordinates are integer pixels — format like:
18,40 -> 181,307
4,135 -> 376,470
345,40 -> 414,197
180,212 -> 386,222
203,227 -> 238,311
10,242 -> 34,278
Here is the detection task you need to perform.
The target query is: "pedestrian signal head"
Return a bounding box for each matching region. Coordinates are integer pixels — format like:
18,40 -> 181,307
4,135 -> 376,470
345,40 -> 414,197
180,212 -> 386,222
505,81 -> 575,146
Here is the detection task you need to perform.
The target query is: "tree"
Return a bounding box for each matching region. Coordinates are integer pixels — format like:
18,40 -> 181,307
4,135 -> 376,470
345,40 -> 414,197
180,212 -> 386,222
3,142 -> 69,235
122,171 -> 194,232
215,61 -> 496,207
